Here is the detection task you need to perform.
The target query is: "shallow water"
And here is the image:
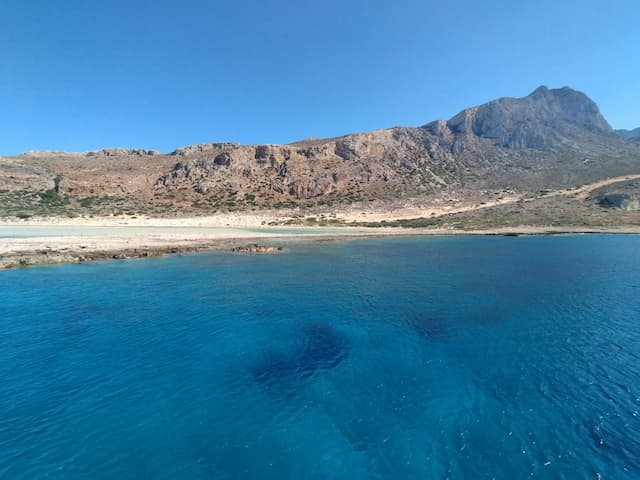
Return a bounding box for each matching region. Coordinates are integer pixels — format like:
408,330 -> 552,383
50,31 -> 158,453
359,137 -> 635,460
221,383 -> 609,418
1,235 -> 640,479
0,225 -> 364,239
243,227 -> 367,235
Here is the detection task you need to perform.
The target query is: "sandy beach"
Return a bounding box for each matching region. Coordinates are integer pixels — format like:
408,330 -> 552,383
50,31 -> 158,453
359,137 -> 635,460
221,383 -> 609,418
2,214 -> 640,269
0,220 -> 403,268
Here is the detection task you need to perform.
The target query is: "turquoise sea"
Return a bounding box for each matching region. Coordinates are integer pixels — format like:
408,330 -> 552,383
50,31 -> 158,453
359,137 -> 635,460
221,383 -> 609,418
1,235 -> 640,479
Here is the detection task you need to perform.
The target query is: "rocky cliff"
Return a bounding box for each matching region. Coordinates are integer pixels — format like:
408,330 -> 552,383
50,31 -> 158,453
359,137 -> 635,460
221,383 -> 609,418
2,86 -> 640,217
445,86 -> 611,149
153,86 -> 639,203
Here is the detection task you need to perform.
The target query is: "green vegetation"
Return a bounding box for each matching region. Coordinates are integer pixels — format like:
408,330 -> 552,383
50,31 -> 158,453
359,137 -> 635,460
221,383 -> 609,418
350,217 -> 444,228
0,189 -> 71,218
38,189 -> 68,206
0,189 -> 178,219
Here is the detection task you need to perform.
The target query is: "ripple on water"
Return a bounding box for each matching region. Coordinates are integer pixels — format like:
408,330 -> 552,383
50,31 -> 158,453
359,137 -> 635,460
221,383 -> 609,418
1,235 -> 640,479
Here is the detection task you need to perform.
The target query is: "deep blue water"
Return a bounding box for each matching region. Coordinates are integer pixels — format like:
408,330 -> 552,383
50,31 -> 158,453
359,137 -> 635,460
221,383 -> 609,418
1,235 -> 640,479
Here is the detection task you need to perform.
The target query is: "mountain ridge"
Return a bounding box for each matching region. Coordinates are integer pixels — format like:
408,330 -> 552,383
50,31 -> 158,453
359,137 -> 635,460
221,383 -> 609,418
2,86 -> 640,219
11,86 -> 618,157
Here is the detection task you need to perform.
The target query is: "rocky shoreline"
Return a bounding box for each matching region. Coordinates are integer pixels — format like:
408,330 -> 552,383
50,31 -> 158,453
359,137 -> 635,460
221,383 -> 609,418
2,224 -> 640,270
0,241 -> 286,269
0,239 -> 284,270
1,244 -> 206,269
230,244 -> 283,253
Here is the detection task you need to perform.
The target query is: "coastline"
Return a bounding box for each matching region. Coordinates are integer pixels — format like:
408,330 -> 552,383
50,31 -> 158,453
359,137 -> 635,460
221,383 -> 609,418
2,216 -> 640,269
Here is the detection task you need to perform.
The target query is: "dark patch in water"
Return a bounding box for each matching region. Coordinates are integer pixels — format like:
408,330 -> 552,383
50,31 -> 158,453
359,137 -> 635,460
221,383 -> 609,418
251,323 -> 348,385
251,352 -> 297,384
412,313 -> 450,340
298,323 -> 348,377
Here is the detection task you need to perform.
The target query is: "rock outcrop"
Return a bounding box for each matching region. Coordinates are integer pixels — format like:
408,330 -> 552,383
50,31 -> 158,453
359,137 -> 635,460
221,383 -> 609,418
230,244 -> 283,253
597,193 -> 640,211
591,179 -> 640,211
85,148 -> 160,157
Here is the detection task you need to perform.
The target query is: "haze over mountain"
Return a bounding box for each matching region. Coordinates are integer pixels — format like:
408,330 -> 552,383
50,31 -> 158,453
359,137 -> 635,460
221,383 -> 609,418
1,86 -> 639,218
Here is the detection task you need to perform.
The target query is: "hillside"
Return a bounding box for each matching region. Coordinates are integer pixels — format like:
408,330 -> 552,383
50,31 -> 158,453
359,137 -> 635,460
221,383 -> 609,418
616,128 -> 640,142
1,86 -> 640,224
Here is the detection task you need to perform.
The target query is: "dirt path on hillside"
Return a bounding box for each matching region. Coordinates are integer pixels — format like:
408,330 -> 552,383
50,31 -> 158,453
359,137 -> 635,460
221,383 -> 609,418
335,173 -> 640,223
552,174 -> 640,200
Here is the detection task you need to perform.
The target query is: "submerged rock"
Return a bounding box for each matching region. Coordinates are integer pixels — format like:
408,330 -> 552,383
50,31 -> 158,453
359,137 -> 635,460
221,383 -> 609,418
251,323 -> 348,384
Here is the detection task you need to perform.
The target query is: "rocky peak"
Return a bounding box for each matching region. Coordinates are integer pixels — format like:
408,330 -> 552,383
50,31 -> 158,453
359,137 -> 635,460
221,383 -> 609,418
445,86 -> 612,149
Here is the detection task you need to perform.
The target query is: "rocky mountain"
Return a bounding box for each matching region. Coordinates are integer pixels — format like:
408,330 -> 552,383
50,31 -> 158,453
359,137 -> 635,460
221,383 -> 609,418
616,128 -> 640,143
444,86 -> 611,149
153,86 -> 639,203
2,86 -> 640,217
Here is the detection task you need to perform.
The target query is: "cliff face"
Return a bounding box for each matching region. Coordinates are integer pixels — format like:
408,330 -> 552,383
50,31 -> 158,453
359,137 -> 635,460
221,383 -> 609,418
154,86 -> 638,202
155,128 -> 463,202
445,86 -> 611,149
2,86 -> 640,213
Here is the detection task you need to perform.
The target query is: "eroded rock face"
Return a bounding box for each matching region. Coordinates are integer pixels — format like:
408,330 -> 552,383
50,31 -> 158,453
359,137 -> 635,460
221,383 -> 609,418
85,148 -> 160,157
155,135 -> 444,201
171,143 -> 241,156
590,178 -> 640,211
447,86 -> 612,149
598,193 -> 640,211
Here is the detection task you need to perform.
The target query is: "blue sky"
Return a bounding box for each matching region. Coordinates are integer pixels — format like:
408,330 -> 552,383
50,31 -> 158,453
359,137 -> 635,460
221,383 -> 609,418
1,0 -> 638,154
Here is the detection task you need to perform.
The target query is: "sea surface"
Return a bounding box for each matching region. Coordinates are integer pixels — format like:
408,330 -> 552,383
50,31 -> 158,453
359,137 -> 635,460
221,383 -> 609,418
1,235 -> 640,479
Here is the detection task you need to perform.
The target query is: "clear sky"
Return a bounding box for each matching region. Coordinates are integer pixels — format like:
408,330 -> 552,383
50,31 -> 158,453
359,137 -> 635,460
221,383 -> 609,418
1,0 -> 638,155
